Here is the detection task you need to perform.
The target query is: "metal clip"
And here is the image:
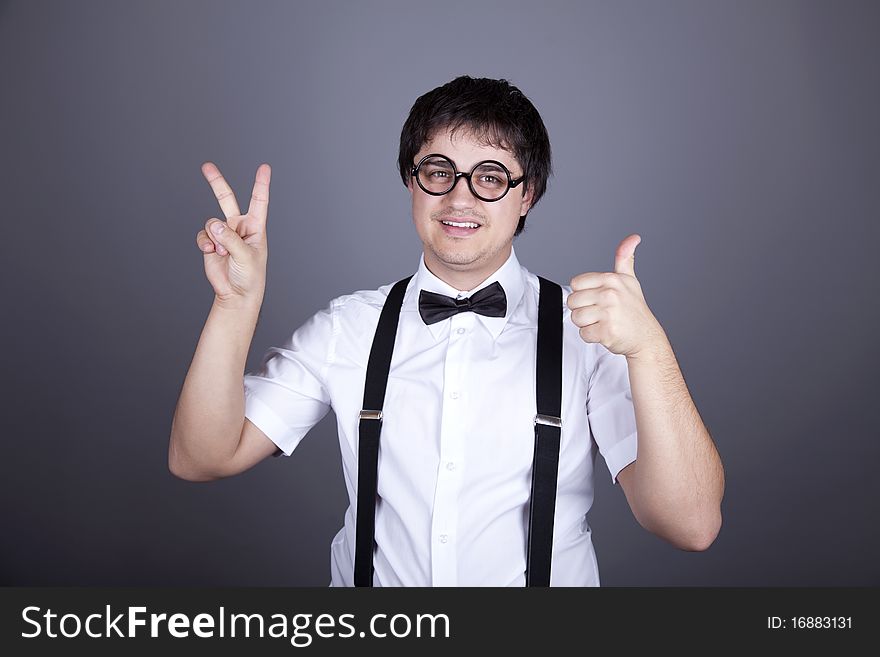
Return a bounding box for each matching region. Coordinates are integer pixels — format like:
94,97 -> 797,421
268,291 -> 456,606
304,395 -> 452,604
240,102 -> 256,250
534,414 -> 562,428
359,409 -> 383,421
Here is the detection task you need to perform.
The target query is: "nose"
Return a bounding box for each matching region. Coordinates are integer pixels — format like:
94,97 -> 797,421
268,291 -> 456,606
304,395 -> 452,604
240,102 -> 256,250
447,174 -> 478,207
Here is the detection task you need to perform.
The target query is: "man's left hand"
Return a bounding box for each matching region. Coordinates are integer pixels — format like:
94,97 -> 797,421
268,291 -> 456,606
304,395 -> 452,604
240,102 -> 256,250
568,234 -> 669,358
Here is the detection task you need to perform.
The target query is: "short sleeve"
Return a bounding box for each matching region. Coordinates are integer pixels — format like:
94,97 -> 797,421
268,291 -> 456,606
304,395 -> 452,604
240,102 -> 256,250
243,301 -> 335,456
587,345 -> 638,485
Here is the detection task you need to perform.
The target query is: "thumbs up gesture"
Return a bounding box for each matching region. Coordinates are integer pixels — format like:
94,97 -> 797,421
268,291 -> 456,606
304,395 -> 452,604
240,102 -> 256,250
568,234 -> 669,358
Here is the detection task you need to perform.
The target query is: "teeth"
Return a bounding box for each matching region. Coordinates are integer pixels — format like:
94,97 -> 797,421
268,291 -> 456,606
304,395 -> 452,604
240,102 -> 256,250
442,220 -> 479,228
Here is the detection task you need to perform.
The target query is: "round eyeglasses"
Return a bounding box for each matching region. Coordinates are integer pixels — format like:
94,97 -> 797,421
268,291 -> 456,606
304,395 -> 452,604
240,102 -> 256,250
411,154 -> 526,202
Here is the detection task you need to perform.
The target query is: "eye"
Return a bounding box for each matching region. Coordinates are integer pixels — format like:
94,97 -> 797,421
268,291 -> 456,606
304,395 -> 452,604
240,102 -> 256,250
473,163 -> 508,187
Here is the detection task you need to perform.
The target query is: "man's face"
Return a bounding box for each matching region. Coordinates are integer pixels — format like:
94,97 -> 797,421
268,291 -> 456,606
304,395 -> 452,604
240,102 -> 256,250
408,128 -> 534,289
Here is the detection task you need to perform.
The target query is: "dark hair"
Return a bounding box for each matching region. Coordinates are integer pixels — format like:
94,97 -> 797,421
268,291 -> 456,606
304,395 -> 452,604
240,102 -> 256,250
398,76 -> 552,237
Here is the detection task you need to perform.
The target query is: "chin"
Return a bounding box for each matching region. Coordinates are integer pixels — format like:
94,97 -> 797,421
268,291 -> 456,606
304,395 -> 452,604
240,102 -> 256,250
435,251 -> 482,268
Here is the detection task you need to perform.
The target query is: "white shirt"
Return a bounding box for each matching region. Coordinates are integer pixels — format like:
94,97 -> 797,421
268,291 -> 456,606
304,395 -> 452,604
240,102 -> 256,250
243,247 -> 638,587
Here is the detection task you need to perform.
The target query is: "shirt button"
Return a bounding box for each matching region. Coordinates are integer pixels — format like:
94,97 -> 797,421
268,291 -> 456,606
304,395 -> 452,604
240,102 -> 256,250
449,391 -> 459,400
456,328 -> 466,335
439,535 -> 448,544
446,462 -> 455,471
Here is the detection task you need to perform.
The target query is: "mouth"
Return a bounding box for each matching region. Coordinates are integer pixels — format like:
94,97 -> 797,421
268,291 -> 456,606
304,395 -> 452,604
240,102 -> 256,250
438,218 -> 482,237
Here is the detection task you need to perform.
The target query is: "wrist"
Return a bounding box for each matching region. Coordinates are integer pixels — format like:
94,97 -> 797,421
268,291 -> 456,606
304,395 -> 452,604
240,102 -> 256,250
626,331 -> 673,364
213,292 -> 264,314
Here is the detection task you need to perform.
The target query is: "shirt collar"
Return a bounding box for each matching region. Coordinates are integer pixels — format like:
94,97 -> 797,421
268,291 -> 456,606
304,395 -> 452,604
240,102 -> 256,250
405,246 -> 526,341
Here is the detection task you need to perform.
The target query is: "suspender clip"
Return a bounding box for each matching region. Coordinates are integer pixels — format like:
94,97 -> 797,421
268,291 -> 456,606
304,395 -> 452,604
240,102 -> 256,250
359,409 -> 383,421
535,414 -> 562,428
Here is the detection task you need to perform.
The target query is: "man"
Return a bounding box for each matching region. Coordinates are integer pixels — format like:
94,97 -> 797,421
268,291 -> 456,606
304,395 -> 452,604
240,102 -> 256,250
169,76 -> 724,587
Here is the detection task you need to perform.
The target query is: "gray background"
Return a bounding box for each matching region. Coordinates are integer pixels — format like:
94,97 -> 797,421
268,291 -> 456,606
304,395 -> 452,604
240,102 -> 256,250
2,0 -> 878,586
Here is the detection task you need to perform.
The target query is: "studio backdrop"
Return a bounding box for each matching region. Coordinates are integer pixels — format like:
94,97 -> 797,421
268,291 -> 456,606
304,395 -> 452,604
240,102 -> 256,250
1,0 -> 878,586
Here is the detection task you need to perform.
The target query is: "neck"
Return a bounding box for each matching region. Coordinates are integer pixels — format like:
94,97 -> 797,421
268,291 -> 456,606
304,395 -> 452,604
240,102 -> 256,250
423,247 -> 511,292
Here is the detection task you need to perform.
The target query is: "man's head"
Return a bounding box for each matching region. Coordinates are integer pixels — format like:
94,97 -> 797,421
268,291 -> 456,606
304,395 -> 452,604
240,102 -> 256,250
399,76 -> 552,289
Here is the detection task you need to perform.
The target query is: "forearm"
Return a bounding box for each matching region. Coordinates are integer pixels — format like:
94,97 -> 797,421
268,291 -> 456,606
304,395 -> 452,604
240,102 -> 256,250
169,297 -> 262,479
624,336 -> 725,550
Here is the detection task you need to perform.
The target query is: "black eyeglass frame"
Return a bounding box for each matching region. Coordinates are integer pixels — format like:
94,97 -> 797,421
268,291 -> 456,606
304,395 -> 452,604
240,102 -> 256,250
411,153 -> 527,202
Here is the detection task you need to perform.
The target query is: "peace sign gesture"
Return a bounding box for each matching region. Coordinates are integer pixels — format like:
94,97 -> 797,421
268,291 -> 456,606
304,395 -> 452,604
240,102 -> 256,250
196,162 -> 272,308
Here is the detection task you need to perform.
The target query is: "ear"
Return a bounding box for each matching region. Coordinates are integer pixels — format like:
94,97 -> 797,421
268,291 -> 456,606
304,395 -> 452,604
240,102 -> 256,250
519,183 -> 535,217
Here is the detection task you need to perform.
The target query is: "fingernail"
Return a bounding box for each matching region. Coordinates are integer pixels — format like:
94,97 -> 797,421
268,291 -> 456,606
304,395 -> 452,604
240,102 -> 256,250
212,222 -> 224,235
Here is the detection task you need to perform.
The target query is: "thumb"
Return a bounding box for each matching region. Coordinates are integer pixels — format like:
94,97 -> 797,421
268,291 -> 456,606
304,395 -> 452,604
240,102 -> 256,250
208,219 -> 248,261
613,233 -> 641,277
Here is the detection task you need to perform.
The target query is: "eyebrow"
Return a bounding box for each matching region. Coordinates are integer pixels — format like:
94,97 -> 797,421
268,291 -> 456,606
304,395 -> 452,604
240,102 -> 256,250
422,155 -> 516,173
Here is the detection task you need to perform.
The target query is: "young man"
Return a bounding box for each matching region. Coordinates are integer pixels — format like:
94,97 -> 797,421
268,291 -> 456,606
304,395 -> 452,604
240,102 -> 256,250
169,76 -> 724,587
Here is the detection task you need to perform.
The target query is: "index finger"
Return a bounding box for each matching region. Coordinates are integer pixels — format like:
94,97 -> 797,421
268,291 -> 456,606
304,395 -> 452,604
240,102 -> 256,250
247,163 -> 272,222
570,271 -> 615,291
201,162 -> 242,219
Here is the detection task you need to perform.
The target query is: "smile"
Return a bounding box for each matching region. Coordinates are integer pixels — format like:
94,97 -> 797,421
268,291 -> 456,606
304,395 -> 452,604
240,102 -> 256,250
441,220 -> 480,228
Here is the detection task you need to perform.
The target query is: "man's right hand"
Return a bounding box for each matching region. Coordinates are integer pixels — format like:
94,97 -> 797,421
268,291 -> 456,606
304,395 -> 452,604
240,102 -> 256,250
196,162 -> 272,308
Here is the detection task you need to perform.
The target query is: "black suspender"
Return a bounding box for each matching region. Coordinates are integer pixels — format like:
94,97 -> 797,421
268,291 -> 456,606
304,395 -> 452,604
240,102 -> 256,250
353,275 -> 412,587
527,276 -> 564,586
354,275 -> 563,587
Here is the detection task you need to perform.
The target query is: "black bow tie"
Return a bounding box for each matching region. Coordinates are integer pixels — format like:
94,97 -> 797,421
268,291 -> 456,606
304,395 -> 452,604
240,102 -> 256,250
418,281 -> 507,325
